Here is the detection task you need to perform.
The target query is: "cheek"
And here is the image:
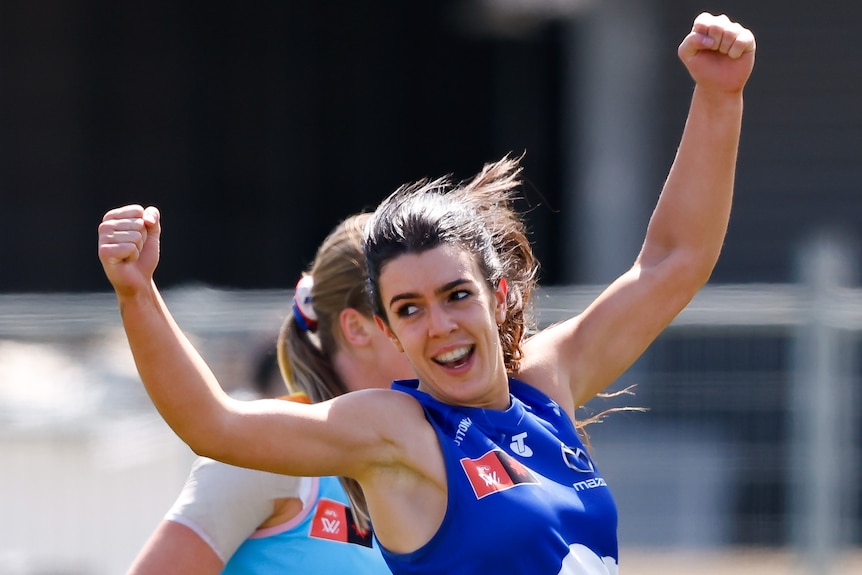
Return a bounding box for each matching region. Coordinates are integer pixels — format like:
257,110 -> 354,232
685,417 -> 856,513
396,324 -> 433,360
394,324 -> 418,347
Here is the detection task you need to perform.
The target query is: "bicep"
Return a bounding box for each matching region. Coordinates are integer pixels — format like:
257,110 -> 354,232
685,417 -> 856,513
211,389 -> 404,481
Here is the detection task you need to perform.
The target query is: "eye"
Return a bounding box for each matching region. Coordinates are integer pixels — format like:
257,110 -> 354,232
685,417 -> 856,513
450,289 -> 471,302
395,303 -> 420,318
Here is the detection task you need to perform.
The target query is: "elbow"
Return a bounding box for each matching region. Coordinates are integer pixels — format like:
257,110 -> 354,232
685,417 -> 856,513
665,249 -> 719,294
646,238 -> 722,281
172,412 -> 236,463
186,433 -> 238,465
186,435 -> 216,458
638,247 -> 717,304
180,431 -> 222,460
687,245 -> 723,284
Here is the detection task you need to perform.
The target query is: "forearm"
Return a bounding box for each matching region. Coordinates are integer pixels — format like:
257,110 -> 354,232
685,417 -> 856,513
117,281 -> 232,455
116,281 -> 381,476
552,14 -> 755,406
640,87 -> 743,278
98,204 -> 353,475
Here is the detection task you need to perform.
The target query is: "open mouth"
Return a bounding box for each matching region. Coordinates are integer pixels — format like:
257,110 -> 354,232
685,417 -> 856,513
433,345 -> 474,369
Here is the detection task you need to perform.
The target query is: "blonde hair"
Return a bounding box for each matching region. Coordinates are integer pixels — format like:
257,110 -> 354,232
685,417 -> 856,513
277,213 -> 375,531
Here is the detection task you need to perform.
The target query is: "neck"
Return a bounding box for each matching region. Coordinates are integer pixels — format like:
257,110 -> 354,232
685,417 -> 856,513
333,348 -> 389,393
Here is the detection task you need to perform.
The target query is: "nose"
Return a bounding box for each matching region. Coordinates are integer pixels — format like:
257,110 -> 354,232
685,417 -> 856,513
427,302 -> 457,337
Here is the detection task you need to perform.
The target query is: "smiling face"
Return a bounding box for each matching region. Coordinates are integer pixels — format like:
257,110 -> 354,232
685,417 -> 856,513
376,244 -> 510,409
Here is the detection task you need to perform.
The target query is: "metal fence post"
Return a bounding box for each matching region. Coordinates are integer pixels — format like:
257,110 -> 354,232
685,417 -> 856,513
789,232 -> 859,573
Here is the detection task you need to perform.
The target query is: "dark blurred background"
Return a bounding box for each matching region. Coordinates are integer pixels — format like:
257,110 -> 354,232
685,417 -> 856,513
1,0 -> 860,292
3,4 -> 862,570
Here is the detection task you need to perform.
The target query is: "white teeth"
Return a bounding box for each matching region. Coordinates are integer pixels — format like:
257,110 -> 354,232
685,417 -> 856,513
435,346 -> 471,364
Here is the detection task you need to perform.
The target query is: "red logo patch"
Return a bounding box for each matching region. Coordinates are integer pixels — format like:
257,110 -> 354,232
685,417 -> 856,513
310,498 -> 350,542
308,498 -> 375,547
460,449 -> 538,499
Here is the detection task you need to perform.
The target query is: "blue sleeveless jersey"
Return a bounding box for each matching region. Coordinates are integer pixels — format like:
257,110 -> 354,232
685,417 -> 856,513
223,475 -> 391,575
380,378 -> 618,575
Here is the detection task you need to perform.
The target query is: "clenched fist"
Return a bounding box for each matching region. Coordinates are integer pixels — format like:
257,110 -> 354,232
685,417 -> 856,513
98,204 -> 161,298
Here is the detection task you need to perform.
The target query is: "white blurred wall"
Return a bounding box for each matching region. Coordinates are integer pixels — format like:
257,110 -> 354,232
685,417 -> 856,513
0,417 -> 195,574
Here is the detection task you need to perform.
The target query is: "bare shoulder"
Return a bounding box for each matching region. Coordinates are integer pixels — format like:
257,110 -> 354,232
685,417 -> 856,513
517,318 -> 586,415
232,387 -> 437,481
329,387 -> 438,468
334,387 -> 427,428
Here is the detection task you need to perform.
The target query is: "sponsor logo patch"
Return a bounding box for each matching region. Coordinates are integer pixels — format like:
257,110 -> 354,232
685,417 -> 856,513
309,498 -> 374,547
561,444 -> 595,474
460,449 -> 539,499
509,431 -> 533,457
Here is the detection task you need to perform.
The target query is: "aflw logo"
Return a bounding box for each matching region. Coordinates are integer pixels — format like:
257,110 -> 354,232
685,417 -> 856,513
476,465 -> 500,487
461,449 -> 539,499
309,498 -> 374,547
311,499 -> 346,540
321,516 -> 342,534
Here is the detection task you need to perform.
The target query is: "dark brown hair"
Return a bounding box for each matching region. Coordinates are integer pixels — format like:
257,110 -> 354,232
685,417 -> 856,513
364,154 -> 539,372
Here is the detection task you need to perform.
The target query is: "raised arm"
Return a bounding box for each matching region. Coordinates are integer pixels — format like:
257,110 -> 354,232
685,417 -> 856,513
523,13 -> 756,411
97,205 -> 398,479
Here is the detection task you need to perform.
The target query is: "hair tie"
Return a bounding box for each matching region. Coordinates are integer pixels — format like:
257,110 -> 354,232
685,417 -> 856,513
292,275 -> 318,332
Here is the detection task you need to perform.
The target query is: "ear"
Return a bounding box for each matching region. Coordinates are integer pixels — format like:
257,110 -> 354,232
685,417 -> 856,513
339,308 -> 372,347
374,315 -> 403,352
494,278 -> 508,325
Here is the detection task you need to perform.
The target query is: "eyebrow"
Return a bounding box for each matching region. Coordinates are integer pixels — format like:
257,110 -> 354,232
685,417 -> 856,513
388,278 -> 469,309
